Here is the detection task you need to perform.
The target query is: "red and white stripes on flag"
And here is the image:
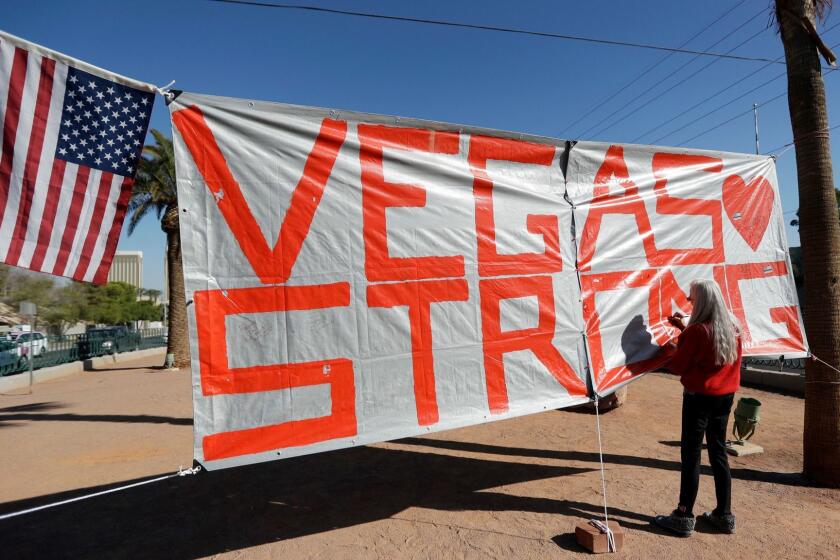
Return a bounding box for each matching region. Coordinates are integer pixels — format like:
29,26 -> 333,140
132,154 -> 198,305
0,31 -> 154,284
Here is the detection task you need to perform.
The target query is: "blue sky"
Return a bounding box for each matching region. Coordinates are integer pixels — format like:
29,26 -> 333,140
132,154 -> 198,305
5,0 -> 838,290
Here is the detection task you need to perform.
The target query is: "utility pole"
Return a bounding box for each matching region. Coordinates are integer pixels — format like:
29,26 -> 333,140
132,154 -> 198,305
753,103 -> 760,155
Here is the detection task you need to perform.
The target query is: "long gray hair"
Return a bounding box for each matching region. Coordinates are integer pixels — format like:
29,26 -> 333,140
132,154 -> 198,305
687,279 -> 740,365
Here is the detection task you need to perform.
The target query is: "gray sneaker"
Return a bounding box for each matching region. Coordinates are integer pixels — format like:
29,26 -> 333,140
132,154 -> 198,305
700,511 -> 736,534
654,510 -> 695,537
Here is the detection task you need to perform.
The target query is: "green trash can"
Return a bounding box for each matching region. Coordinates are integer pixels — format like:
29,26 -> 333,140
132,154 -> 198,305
732,397 -> 761,441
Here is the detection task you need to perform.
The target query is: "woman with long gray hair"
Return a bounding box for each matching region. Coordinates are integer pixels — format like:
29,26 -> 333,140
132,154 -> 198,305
654,279 -> 741,537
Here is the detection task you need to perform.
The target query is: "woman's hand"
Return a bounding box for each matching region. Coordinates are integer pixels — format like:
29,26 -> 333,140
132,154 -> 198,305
660,339 -> 678,357
667,311 -> 687,331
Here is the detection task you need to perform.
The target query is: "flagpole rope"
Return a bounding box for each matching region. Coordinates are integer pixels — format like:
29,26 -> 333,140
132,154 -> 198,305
0,465 -> 201,522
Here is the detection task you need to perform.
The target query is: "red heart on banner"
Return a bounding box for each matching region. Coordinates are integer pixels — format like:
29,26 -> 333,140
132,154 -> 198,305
722,174 -> 775,251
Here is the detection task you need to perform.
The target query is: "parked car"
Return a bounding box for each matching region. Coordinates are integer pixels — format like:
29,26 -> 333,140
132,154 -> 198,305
77,327 -> 141,358
0,339 -> 25,373
14,331 -> 48,357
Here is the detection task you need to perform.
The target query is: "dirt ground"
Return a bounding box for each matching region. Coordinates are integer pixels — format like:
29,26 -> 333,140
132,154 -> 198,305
0,353 -> 837,560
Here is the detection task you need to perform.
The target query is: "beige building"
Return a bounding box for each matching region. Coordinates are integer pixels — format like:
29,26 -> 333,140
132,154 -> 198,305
108,251 -> 143,288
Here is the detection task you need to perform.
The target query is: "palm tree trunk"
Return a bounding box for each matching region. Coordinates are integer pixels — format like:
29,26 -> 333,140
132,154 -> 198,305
777,0 -> 840,487
164,207 -> 191,368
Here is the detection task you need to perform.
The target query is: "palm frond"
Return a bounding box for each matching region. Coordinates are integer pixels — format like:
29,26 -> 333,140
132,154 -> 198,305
127,129 -> 178,236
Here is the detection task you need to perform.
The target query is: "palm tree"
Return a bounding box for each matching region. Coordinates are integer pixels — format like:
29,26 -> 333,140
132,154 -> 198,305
144,288 -> 163,305
775,0 -> 840,486
790,188 -> 840,229
128,129 -> 190,368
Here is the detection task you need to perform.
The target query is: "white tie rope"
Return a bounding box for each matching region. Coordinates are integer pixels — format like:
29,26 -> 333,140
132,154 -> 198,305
0,465 -> 201,521
154,79 -> 177,102
809,352 -> 840,379
593,397 -> 616,553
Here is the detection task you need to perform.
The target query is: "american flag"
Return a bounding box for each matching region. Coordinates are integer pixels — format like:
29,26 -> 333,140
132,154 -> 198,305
0,31 -> 154,284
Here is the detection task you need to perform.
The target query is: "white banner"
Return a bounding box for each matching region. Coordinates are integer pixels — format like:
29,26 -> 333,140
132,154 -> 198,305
169,93 -> 805,470
568,142 -> 806,394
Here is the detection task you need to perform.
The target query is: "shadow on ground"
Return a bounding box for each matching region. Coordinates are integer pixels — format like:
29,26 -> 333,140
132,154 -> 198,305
0,433 -> 811,559
1,444 -> 599,559
397,437 -> 809,487
0,412 -> 192,426
83,364 -> 168,372
0,402 -> 65,414
0,401 -> 191,427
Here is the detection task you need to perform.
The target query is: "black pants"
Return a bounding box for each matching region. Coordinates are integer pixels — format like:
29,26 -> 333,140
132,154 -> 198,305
678,392 -> 735,516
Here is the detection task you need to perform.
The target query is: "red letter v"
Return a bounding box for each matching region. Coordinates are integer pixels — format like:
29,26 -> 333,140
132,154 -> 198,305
172,105 -> 348,284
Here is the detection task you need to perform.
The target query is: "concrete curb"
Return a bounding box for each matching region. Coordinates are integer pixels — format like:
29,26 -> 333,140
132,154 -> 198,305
0,347 -> 166,393
740,366 -> 805,395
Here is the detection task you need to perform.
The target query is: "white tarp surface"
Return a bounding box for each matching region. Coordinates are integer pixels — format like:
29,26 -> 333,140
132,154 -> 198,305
169,92 -> 806,470
568,142 -> 806,394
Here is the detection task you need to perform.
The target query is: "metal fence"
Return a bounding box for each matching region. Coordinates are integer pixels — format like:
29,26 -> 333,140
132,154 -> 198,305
1,331 -> 803,378
742,356 -> 807,371
0,328 -> 166,377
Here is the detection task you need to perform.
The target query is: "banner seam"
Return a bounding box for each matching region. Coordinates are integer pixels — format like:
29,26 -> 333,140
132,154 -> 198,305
561,140 -> 597,400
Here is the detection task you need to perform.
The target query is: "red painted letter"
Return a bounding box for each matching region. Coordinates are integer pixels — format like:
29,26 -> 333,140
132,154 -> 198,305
172,105 -> 347,284
194,284 -> 357,461
469,136 -> 561,277
480,275 -> 587,413
358,125 -> 464,281
721,261 -> 805,354
578,145 -> 656,272
579,147 -> 725,272
367,279 -> 470,426
651,152 -> 724,266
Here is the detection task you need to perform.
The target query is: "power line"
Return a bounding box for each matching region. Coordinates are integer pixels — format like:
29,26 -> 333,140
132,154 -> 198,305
651,69 -> 785,144
633,23 -> 840,144
559,0 -> 750,137
207,0 -> 788,65
209,0 -> 837,153
577,6 -> 768,138
675,62 -> 839,147
676,91 -> 787,146
583,21 -> 768,139
635,61 -> 782,143
653,37 -> 839,145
